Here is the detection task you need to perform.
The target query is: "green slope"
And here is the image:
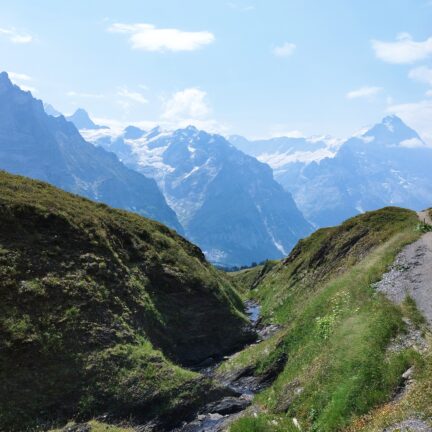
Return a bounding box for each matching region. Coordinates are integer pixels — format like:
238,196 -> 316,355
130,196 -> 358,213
0,170 -> 254,431
221,207 -> 429,431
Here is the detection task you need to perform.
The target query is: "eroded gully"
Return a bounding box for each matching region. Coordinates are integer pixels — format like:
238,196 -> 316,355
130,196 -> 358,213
171,301 -> 280,432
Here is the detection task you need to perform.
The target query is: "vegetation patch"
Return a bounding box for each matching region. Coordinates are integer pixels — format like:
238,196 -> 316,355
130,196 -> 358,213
229,208 -> 424,432
0,171 -> 254,431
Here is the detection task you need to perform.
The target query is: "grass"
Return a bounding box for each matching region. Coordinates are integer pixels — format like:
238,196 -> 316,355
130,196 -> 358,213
48,419 -> 135,432
345,347 -> 432,431
0,170 -> 253,431
228,260 -> 278,295
227,207 -> 425,432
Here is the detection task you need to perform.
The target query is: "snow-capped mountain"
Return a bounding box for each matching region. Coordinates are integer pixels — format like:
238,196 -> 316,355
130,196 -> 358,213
240,115 -> 432,228
86,125 -> 313,266
0,72 -> 181,232
229,134 -> 341,171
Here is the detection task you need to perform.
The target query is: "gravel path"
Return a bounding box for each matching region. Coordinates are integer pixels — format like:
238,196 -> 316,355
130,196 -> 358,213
383,419 -> 432,432
375,210 -> 432,326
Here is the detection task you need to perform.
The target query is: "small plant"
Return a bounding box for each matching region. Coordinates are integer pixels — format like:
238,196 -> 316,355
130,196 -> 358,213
315,314 -> 337,339
415,222 -> 432,233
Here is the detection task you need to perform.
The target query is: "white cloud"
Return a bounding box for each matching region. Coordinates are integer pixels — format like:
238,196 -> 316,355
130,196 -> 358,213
387,99 -> 432,145
0,27 -> 32,44
8,72 -> 32,81
409,66 -> 432,86
67,91 -> 104,98
227,2 -> 255,12
399,137 -> 428,148
270,129 -> 304,139
426,89 -> 432,97
8,71 -> 36,93
162,88 -> 210,120
117,87 -> 148,104
272,42 -> 296,58
372,33 -> 432,64
346,86 -> 383,99
108,23 -> 215,52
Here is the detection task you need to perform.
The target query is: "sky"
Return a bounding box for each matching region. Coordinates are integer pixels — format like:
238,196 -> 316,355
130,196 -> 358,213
1,0 -> 432,141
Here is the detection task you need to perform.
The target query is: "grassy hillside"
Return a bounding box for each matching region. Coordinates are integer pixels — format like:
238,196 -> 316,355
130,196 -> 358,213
219,207 -> 429,431
0,171 -> 254,431
227,260 -> 278,295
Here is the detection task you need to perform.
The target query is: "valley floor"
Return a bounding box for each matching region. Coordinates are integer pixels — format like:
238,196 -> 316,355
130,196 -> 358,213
44,209 -> 432,432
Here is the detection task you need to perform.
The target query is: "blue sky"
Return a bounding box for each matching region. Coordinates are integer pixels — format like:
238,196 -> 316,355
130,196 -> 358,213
1,0 -> 432,141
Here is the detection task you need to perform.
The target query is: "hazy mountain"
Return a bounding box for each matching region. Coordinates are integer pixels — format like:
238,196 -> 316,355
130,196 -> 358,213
66,108 -> 108,130
257,116 -> 432,227
87,125 -> 313,266
0,72 -> 182,232
43,103 -> 62,117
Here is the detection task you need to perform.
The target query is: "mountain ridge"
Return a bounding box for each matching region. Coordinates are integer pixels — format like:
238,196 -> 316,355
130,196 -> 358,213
0,72 -> 182,232
86,124 -> 313,266
230,115 -> 432,228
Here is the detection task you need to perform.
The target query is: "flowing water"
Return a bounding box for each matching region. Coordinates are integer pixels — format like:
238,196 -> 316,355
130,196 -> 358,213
172,301 -> 265,432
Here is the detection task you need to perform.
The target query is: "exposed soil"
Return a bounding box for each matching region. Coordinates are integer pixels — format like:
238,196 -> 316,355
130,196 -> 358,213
375,211 -> 432,326
382,418 -> 432,432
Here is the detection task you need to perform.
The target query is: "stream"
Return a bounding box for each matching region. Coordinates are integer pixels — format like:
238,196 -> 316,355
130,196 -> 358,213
171,302 -> 275,432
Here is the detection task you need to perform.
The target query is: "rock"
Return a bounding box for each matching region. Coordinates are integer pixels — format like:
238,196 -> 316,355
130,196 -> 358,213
383,418 -> 432,431
204,396 -> 250,415
402,367 -> 414,380
275,379 -> 303,413
259,352 -> 288,384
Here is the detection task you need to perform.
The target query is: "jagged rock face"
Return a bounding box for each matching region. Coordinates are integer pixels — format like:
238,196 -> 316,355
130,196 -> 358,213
87,126 -> 313,267
0,72 -> 182,232
232,116 -> 432,228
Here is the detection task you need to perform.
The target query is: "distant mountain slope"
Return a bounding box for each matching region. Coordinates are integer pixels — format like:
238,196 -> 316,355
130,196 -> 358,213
0,170 -> 254,431
229,134 -> 339,167
232,116 -> 432,228
87,126 -> 313,266
0,72 -> 182,232
43,103 -> 62,117
66,108 -> 108,130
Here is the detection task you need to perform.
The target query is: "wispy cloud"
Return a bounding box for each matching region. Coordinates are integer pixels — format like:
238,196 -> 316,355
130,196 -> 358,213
372,33 -> 432,64
8,72 -> 32,82
117,87 -> 148,105
8,71 -> 36,93
66,91 -> 104,98
227,2 -> 255,12
272,42 -> 296,58
108,23 -> 215,52
346,86 -> 383,100
0,27 -> 32,44
409,66 -> 432,86
387,99 -> 432,145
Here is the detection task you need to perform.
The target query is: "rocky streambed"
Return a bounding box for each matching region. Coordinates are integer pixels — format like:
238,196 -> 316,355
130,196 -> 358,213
171,301 -> 280,432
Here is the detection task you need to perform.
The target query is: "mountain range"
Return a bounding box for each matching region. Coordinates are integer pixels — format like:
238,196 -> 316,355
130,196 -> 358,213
0,72 -> 181,232
229,116 -> 432,227
4,70 -> 432,265
86,125 -> 313,266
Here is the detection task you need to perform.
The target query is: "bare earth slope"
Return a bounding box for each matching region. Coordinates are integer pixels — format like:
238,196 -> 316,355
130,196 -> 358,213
375,210 -> 432,326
